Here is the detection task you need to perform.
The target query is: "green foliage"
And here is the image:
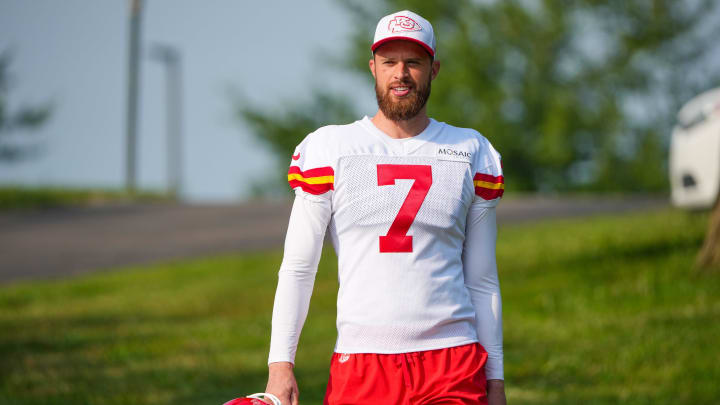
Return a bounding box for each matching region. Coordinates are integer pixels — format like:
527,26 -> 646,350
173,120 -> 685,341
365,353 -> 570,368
236,0 -> 720,192
1,209 -> 718,404
238,92 -> 357,160
0,51 -> 53,161
236,91 -> 357,195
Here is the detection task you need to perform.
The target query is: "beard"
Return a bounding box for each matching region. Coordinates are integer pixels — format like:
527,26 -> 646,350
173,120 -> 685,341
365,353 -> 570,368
375,72 -> 432,121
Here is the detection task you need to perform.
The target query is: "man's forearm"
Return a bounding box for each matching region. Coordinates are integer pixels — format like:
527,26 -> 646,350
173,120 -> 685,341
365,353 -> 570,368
462,205 -> 504,380
268,195 -> 331,364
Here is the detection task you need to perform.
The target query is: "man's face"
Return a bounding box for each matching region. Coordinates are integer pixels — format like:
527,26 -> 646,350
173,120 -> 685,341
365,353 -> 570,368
369,41 -> 440,121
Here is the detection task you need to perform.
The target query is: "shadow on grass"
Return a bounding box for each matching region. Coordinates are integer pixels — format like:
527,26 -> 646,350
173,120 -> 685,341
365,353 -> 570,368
174,366 -> 330,405
565,234 -> 705,266
0,310 -> 318,405
0,311 -> 212,355
0,364 -> 330,405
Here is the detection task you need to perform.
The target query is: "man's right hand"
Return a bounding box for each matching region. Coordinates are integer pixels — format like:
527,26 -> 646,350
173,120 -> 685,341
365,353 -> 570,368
266,362 -> 299,405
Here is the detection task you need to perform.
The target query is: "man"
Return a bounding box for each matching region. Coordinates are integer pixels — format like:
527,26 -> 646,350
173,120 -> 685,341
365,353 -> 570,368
265,10 -> 507,405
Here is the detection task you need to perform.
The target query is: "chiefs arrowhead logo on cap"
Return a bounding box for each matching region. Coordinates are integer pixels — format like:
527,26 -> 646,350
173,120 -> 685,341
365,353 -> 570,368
388,16 -> 422,33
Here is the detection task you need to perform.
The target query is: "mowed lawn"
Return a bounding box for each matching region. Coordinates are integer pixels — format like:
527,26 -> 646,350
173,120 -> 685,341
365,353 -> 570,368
1,209 -> 718,405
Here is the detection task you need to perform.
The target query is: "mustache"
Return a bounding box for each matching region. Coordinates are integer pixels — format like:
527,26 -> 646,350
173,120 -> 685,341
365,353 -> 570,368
387,80 -> 416,88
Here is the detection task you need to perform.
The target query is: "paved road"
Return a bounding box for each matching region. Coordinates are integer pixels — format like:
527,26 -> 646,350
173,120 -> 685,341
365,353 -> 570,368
0,196 -> 667,283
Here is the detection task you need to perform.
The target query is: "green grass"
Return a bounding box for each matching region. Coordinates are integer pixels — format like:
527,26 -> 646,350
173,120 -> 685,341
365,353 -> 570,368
0,209 -> 718,404
0,186 -> 171,210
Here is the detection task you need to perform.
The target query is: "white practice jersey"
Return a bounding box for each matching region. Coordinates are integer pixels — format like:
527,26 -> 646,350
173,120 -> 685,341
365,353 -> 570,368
271,116 -> 504,377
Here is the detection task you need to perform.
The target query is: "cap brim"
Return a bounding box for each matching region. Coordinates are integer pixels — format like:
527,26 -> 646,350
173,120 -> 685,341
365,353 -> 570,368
371,36 -> 435,57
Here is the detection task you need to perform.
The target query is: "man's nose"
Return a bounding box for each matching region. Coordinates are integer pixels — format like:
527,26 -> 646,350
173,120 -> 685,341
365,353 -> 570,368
393,62 -> 410,79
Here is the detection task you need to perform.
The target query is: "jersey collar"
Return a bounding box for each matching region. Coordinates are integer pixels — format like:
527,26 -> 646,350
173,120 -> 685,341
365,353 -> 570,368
359,116 -> 443,155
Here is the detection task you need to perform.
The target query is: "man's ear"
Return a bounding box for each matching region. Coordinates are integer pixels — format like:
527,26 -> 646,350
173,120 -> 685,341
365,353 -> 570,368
431,59 -> 440,81
369,56 -> 377,79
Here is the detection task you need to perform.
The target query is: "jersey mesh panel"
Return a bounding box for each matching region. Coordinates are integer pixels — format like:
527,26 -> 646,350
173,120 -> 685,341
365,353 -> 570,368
329,154 -> 479,353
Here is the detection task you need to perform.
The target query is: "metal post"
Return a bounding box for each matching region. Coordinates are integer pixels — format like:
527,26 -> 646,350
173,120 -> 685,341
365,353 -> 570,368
125,0 -> 143,194
149,44 -> 183,199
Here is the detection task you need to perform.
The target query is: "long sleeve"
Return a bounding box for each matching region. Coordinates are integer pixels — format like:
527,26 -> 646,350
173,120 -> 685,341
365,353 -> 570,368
462,204 -> 504,380
267,192 -> 332,364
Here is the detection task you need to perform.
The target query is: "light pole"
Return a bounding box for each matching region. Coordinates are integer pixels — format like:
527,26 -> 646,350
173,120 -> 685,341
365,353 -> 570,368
149,44 -> 184,199
125,0 -> 143,194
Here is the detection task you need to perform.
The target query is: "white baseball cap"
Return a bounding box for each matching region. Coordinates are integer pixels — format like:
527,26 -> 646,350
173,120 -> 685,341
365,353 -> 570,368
371,10 -> 436,58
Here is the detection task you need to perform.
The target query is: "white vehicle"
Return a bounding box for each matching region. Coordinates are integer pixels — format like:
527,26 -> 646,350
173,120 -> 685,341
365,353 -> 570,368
670,86 -> 720,209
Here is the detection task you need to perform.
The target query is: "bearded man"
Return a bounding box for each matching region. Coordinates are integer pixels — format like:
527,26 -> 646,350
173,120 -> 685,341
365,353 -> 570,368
264,10 -> 507,405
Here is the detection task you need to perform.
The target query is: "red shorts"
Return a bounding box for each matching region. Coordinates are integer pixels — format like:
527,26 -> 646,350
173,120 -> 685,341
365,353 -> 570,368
323,343 -> 488,405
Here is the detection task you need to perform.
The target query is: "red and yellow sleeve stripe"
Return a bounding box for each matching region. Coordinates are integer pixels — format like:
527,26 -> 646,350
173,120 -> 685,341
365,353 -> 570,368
474,173 -> 504,200
288,166 -> 334,195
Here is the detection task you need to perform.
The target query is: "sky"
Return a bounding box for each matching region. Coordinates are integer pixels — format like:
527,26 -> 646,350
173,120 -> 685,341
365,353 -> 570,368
0,0 -> 377,202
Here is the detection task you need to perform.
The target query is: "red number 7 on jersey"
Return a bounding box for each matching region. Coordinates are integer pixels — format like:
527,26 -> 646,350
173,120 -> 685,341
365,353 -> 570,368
377,164 -> 433,253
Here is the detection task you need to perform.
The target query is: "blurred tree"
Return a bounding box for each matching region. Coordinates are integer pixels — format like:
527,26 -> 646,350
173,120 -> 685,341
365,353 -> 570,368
236,0 -> 720,194
235,91 -> 357,196
0,51 -> 53,161
239,91 -> 356,162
